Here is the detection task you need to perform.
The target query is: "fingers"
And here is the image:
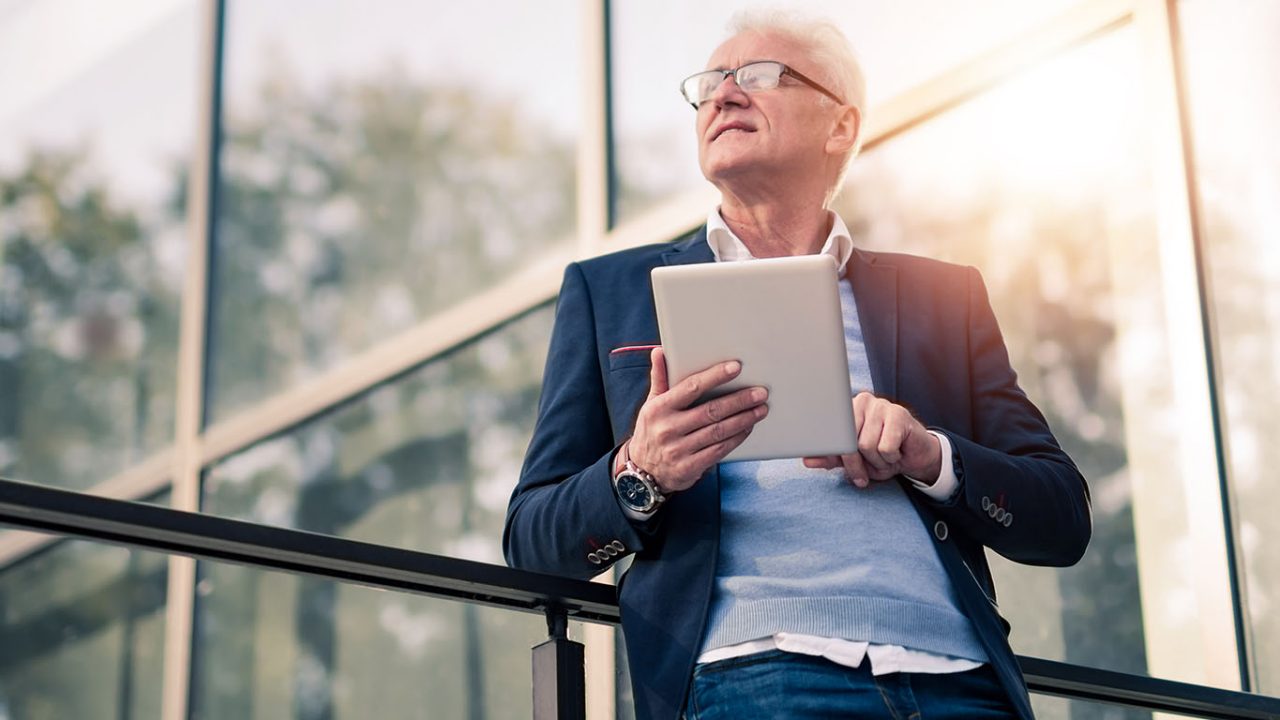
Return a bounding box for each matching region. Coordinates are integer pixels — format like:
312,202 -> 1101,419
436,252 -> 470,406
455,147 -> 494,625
802,456 -> 841,469
669,385 -> 768,437
661,359 -> 743,411
802,451 -> 874,488
856,410 -> 900,479
844,392 -> 928,487
679,401 -> 768,455
633,356 -> 764,493
647,347 -> 669,398
841,451 -> 871,488
686,427 -> 753,471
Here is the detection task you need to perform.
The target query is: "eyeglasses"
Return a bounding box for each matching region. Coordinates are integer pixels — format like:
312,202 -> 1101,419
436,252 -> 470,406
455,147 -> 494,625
680,60 -> 844,109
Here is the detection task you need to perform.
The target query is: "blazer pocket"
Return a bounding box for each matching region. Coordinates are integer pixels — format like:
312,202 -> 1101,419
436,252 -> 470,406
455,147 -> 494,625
608,345 -> 657,371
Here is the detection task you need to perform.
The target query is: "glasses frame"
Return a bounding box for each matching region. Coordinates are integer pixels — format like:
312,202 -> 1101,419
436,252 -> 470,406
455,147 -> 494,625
680,60 -> 846,109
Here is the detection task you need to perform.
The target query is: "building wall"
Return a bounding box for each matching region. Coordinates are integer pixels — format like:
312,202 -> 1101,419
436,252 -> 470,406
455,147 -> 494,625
1,1 -> 1277,718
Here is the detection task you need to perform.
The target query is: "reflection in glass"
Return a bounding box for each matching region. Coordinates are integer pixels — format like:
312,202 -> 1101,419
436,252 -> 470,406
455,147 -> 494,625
610,0 -> 1079,223
0,539 -> 169,719
1030,695 -> 1201,720
194,307 -> 553,717
208,0 -> 580,420
833,28 -> 1206,698
0,2 -> 198,489
192,564 -> 555,720
1178,0 -> 1280,693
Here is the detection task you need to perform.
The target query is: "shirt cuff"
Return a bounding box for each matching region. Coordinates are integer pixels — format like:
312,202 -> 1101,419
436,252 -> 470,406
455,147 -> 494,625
906,431 -> 961,502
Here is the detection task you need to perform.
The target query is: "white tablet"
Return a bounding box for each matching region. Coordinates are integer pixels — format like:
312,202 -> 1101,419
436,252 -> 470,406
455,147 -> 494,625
651,254 -> 857,462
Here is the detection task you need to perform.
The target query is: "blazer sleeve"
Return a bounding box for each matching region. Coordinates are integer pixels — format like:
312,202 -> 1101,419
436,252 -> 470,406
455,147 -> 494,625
502,262 -> 656,579
929,266 -> 1093,567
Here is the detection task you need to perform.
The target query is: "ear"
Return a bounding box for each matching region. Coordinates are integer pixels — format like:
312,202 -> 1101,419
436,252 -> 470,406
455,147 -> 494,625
826,104 -> 861,156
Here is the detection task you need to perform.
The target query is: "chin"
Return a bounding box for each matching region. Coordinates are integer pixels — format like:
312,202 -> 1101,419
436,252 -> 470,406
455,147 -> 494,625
702,156 -> 765,187
700,150 -> 753,181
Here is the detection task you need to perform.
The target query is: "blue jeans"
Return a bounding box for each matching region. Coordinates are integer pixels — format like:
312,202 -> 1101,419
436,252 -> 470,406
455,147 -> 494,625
684,650 -> 1019,719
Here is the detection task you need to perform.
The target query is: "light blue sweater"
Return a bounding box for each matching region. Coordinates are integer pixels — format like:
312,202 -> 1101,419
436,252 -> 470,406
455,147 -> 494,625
698,279 -> 986,662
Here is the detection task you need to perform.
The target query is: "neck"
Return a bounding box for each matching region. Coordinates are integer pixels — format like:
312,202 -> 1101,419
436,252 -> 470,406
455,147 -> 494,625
718,194 -> 831,258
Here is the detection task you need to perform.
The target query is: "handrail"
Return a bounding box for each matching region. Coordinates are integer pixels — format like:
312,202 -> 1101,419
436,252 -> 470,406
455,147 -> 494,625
0,477 -> 618,624
2,477 -> 1278,720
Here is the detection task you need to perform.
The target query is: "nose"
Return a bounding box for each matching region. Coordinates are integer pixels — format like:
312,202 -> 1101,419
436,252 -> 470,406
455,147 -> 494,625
709,72 -> 749,109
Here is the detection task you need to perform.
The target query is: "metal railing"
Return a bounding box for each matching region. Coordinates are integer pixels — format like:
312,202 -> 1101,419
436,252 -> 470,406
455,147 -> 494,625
1,478 -> 1277,720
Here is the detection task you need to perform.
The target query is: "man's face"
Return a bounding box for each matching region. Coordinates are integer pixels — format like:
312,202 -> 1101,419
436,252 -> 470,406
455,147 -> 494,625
696,32 -> 836,189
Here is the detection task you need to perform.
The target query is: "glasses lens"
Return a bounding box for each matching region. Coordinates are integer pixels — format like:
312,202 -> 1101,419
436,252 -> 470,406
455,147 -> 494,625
682,71 -> 723,106
736,62 -> 784,92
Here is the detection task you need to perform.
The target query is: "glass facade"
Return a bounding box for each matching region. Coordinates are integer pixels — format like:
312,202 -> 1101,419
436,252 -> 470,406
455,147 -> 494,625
1031,695 -> 1194,720
0,539 -> 169,719
191,566 -> 552,720
207,0 -> 580,420
0,1 -> 199,489
610,0 -> 1080,223
193,308 -> 552,717
200,307 -> 551,552
1178,0 -> 1280,693
2,0 -> 1279,717
837,29 -> 1163,685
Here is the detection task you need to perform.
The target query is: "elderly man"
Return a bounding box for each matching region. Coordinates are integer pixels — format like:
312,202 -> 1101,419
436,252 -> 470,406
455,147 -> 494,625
504,11 -> 1091,720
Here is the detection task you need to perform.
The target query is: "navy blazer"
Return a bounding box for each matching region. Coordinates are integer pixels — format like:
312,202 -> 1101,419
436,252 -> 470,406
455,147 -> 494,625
504,228 -> 1092,720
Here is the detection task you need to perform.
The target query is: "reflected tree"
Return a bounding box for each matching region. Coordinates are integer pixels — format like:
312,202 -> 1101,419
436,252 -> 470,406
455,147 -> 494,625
1199,188 -> 1280,690
836,167 -> 1149,720
0,540 -> 168,720
0,149 -> 180,490
192,65 -> 568,720
207,66 -> 575,419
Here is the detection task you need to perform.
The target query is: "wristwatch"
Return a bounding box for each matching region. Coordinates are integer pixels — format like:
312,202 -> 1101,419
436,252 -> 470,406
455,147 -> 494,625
612,443 -> 666,515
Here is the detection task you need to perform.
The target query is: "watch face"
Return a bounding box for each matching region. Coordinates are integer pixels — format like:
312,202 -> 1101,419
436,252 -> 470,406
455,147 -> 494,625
617,473 -> 654,510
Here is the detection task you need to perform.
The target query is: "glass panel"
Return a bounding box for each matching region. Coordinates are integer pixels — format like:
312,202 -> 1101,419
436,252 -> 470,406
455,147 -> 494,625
208,0 -> 580,420
0,1 -> 198,489
192,563 -> 558,720
201,306 -> 551,548
194,307 -> 553,717
610,0 -> 1080,223
0,539 -> 169,719
1031,693 -> 1214,720
832,28 -> 1220,684
1177,0 -> 1280,693
615,627 -> 636,720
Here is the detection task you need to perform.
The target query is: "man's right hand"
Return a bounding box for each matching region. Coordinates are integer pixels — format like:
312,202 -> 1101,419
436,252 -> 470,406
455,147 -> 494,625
626,347 -> 769,494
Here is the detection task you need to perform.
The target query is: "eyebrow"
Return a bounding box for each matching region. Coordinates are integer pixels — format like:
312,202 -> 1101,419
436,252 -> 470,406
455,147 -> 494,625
707,58 -> 774,72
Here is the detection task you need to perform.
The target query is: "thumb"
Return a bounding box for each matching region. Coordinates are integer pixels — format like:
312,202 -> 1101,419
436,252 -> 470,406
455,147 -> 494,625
648,346 -> 668,398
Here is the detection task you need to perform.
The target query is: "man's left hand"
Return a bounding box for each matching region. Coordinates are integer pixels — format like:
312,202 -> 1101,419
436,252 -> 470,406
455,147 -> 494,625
803,392 -> 942,488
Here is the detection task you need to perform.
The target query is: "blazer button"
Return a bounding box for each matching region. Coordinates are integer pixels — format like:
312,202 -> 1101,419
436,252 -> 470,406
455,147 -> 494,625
995,508 -> 1007,523
610,540 -> 625,552
1003,513 -> 1013,528
988,504 -> 1000,519
604,545 -> 619,557
588,552 -> 603,564
934,521 -> 949,541
981,496 -> 991,512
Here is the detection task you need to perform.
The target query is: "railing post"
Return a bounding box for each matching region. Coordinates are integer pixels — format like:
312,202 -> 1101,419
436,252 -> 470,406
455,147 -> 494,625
532,606 -> 586,720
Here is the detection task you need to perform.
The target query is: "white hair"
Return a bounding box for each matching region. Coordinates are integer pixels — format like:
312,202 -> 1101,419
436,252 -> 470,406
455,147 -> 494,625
727,9 -> 867,192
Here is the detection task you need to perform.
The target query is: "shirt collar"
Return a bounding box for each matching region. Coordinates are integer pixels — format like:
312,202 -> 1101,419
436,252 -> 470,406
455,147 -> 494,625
705,208 -> 855,272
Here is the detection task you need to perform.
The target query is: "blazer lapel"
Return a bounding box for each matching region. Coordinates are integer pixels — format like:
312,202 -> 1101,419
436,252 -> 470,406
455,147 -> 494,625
660,227 -> 714,267
848,249 -> 899,399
